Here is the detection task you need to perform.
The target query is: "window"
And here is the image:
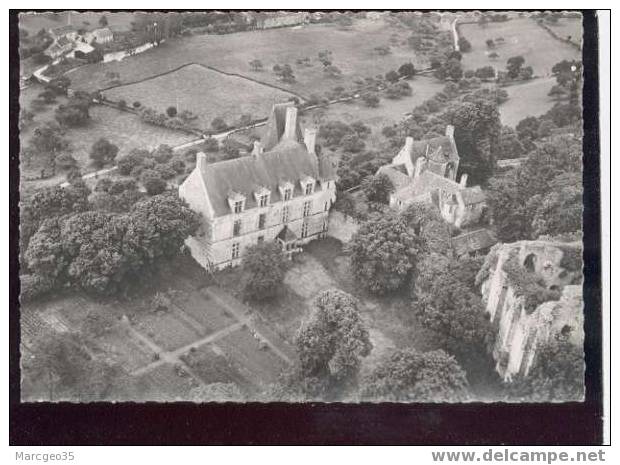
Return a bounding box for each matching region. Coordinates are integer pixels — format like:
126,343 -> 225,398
233,219 -> 242,237
322,220 -> 328,232
301,221 -> 309,238
305,182 -> 314,195
231,242 -> 240,259
281,205 -> 290,223
283,188 -> 292,201
258,213 -> 266,230
234,200 -> 243,213
303,200 -> 312,217
324,201 -> 328,212
257,236 -> 264,243
259,194 -> 269,207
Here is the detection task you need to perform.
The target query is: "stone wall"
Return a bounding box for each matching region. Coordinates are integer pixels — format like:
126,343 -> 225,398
479,240 -> 583,381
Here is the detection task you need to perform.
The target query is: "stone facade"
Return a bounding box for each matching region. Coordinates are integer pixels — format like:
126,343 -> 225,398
180,102 -> 336,270
378,125 -> 488,230
479,240 -> 584,381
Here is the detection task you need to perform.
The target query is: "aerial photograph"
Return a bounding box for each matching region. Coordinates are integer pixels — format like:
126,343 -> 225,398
17,10 -> 585,403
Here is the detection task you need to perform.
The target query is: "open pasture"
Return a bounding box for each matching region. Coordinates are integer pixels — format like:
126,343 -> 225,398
103,64 -> 296,130
458,17 -> 581,76
66,17 -> 421,101
19,11 -> 136,35
498,77 -> 558,127
546,17 -> 583,45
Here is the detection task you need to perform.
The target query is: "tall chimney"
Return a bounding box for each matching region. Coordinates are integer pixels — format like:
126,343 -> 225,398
304,128 -> 317,154
196,152 -> 207,170
414,156 -> 427,179
459,173 -> 468,188
445,124 -> 455,138
283,106 -> 298,141
404,136 -> 414,153
252,141 -> 263,158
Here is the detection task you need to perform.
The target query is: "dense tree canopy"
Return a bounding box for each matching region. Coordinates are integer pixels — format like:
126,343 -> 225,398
347,212 -> 424,294
241,241 -> 288,301
295,289 -> 372,398
361,348 -> 470,402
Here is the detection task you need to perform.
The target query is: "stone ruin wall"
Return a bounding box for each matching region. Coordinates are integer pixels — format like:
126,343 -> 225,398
479,240 -> 584,381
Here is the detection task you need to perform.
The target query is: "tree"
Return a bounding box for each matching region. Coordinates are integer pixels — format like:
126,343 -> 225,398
166,106 -> 177,117
99,15 -> 108,27
413,253 -> 494,355
506,335 -> 584,402
55,100 -> 90,127
361,173 -> 394,204
241,241 -> 288,301
89,138 -> 119,167
152,144 -> 174,163
249,59 -> 263,71
295,289 -> 372,397
361,92 -> 380,108
458,37 -> 472,52
29,123 -> 68,154
211,117 -> 228,132
141,170 -> 167,195
402,203 -> 451,255
341,134 -> 365,153
117,148 -> 148,175
323,65 -> 343,79
317,49 -> 333,66
443,98 -> 502,185
398,62 -> 416,79
488,51 -> 499,60
385,70 -> 400,83
46,76 -> 71,95
54,153 -> 77,170
361,348 -> 470,402
474,66 -> 495,80
202,137 -> 219,152
221,138 -> 240,160
506,55 -> 525,79
531,177 -> 582,238
347,212 -> 424,294
486,38 -> 495,49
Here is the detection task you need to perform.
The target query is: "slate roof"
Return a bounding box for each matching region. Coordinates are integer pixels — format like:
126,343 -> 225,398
377,164 -> 411,191
276,225 -> 297,242
452,229 -> 497,256
402,135 -> 459,166
393,170 -> 461,202
200,139 -> 332,217
260,102 -> 303,152
460,186 -> 486,205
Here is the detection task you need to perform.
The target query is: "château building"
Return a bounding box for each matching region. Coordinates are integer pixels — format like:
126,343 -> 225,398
180,102 -> 337,270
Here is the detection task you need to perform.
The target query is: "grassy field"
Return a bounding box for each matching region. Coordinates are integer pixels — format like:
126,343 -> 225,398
546,17 -> 583,45
18,11 -> 136,35
498,77 -> 559,127
66,18 -> 422,100
19,83 -> 192,191
103,64 -> 296,130
458,17 -> 581,76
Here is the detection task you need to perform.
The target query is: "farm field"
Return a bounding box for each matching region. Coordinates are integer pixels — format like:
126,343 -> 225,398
19,84 -> 193,190
66,18 -> 422,100
546,17 -> 583,45
458,17 -> 580,76
103,64 -> 296,130
498,77 -> 558,127
20,256 -> 295,401
301,76 -> 444,130
19,11 -> 136,35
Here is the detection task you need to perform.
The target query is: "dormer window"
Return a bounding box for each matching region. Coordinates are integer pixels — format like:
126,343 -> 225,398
254,187 -> 271,208
301,176 -> 315,196
279,181 -> 294,202
228,192 -> 246,214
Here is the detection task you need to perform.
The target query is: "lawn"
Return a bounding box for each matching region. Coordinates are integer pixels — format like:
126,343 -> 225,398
498,77 -> 559,127
103,64 -> 297,130
458,17 -> 581,76
66,17 -> 423,100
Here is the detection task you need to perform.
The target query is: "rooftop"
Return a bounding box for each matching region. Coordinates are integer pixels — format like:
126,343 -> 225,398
452,228 -> 497,256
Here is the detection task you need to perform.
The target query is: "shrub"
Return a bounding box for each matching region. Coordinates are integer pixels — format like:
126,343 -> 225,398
141,170 -> 167,195
166,106 -> 177,117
